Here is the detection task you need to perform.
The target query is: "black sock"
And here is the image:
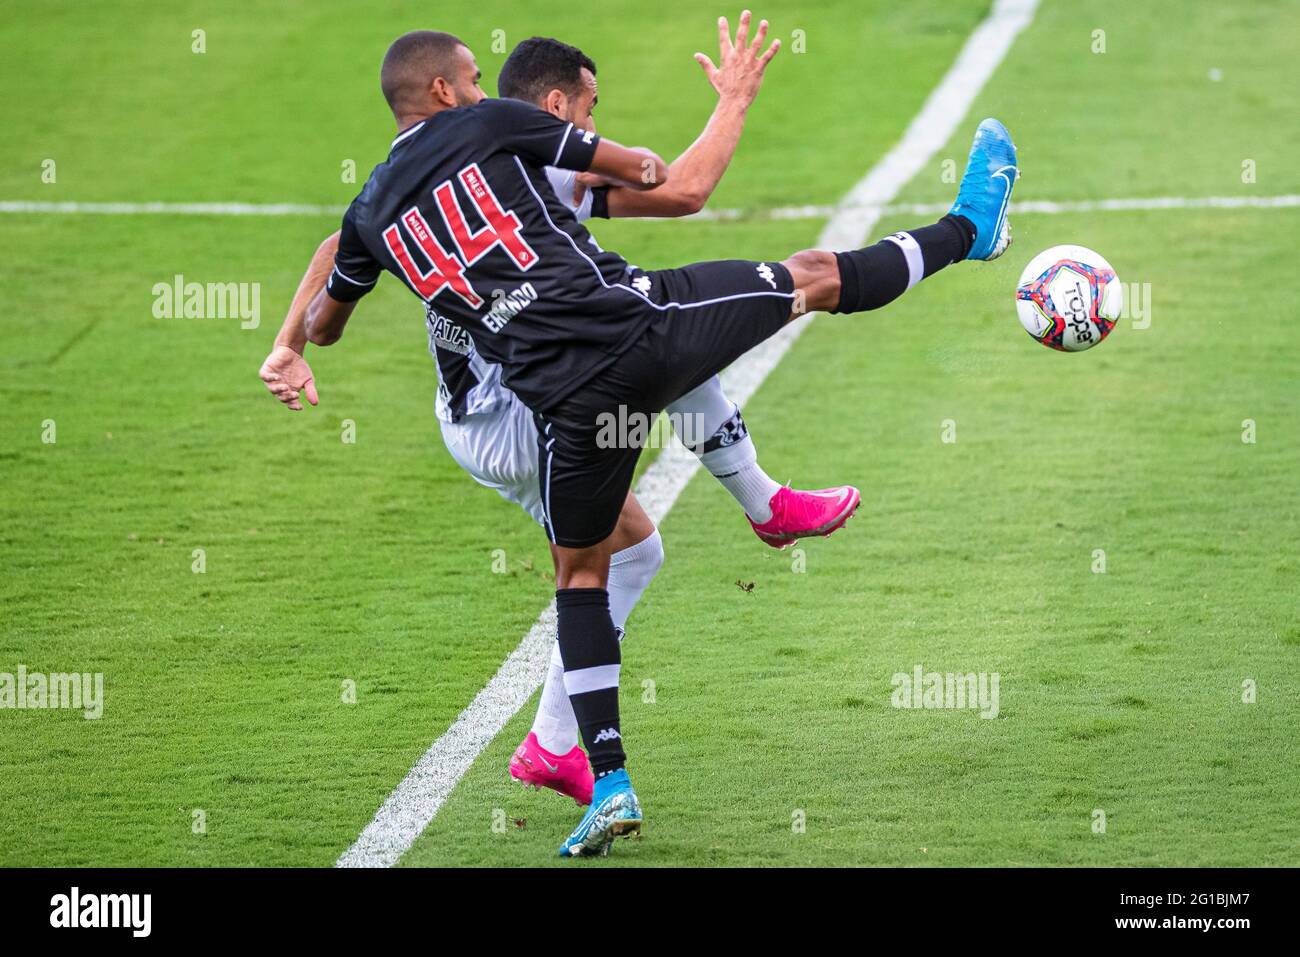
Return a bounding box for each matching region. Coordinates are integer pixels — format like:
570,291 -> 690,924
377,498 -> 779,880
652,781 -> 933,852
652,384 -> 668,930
555,587 -> 625,777
831,214 -> 974,314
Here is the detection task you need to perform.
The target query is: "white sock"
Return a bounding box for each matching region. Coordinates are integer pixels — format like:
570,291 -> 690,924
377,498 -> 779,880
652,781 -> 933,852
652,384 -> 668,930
710,455 -> 781,523
667,377 -> 781,523
530,530 -> 664,755
606,529 -> 664,629
533,641 -> 581,755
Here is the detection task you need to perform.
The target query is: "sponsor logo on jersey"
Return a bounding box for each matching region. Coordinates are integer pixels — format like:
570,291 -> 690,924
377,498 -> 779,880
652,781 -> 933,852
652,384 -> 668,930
426,308 -> 474,355
756,263 -> 777,289
631,275 -> 652,296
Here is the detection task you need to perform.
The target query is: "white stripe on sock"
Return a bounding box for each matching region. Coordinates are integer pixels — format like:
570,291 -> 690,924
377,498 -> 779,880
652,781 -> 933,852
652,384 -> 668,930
886,232 -> 925,289
563,664 -> 621,696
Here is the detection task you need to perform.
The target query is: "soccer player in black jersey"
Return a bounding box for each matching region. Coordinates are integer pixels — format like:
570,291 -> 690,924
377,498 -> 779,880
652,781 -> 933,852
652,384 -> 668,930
263,17 -> 1019,857
262,21 -> 865,813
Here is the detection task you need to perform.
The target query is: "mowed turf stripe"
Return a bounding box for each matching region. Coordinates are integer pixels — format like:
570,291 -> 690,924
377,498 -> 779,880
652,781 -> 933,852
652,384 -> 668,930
335,0 -> 1042,869
5,194 -> 1294,221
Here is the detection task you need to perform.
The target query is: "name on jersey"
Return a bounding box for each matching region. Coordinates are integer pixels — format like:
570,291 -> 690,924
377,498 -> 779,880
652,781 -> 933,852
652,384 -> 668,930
483,282 -> 538,333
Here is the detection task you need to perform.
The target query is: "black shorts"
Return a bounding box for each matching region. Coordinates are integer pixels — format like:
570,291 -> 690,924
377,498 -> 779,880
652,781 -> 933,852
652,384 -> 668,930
534,258 -> 796,548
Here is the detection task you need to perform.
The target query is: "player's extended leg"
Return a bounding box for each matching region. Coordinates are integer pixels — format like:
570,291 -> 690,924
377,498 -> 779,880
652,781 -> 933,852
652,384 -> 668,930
513,494 -> 663,805
783,118 -> 1018,318
666,378 -> 860,548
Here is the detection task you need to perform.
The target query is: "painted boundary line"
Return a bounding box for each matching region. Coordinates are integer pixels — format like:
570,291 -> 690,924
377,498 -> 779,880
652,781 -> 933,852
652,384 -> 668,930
0,200 -> 347,216
693,193 -> 1300,222
5,193 -> 1295,220
334,0 -> 1042,869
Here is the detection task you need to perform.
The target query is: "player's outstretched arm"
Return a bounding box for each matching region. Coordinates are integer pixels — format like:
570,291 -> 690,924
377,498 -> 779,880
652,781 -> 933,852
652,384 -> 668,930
587,138 -> 668,191
258,231 -> 339,411
305,286 -> 356,347
602,10 -> 779,217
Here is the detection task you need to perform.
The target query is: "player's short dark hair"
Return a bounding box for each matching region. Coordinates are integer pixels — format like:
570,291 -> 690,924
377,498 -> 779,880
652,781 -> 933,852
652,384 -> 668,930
498,37 -> 596,105
380,30 -> 467,114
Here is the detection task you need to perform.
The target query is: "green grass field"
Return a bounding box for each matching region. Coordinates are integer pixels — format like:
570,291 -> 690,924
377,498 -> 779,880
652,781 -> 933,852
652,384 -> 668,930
1,0 -> 1297,867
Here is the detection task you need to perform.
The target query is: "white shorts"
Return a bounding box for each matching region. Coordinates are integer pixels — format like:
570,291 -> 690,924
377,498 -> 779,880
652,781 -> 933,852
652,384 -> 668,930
438,391 -> 545,526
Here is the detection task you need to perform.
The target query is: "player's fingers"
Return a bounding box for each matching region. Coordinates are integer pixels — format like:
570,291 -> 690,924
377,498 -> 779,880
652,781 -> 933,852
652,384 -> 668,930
735,10 -> 751,50
694,52 -> 718,76
260,369 -> 279,384
717,16 -> 731,53
303,378 -> 319,406
751,18 -> 768,53
760,38 -> 781,66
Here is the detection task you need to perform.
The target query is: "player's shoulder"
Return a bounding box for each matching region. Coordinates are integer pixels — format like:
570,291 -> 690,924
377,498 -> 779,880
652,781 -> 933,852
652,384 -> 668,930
466,97 -> 558,134
470,96 -> 546,118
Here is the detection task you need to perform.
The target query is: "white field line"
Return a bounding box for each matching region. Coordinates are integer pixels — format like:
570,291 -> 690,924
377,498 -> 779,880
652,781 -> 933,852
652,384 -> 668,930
0,200 -> 349,216
334,0 -> 1041,869
5,193 -> 1295,221
690,193 -> 1300,222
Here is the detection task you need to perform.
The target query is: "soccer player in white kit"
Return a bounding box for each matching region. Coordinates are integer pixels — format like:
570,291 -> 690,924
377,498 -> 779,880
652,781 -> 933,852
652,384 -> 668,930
260,18 -> 859,808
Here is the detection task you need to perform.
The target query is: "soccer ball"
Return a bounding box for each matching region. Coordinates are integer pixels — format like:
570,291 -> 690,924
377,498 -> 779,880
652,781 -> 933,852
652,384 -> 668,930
1015,244 -> 1122,352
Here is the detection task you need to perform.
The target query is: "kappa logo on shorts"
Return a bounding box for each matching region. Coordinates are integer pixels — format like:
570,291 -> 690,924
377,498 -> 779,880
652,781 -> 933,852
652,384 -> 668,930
756,263 -> 776,289
631,275 -> 652,296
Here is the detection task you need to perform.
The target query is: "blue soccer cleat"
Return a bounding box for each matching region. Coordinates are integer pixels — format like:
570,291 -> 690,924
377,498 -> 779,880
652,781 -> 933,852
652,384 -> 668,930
559,768 -> 642,858
949,118 -> 1019,261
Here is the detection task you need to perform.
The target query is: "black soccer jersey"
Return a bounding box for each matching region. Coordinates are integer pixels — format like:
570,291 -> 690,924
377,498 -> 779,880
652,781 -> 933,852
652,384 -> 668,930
426,166 -> 610,424
327,97 -> 647,412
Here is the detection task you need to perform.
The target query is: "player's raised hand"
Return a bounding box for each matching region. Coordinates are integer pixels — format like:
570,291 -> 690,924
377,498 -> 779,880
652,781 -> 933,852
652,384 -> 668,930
693,10 -> 780,108
259,344 -> 319,412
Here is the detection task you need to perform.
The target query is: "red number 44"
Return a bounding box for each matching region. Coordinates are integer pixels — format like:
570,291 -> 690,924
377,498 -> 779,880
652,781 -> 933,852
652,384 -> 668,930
382,163 -> 538,309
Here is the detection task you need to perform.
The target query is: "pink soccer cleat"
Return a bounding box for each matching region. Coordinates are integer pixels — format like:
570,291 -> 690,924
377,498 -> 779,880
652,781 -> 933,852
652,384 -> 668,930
748,485 -> 861,549
509,732 -> 594,806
